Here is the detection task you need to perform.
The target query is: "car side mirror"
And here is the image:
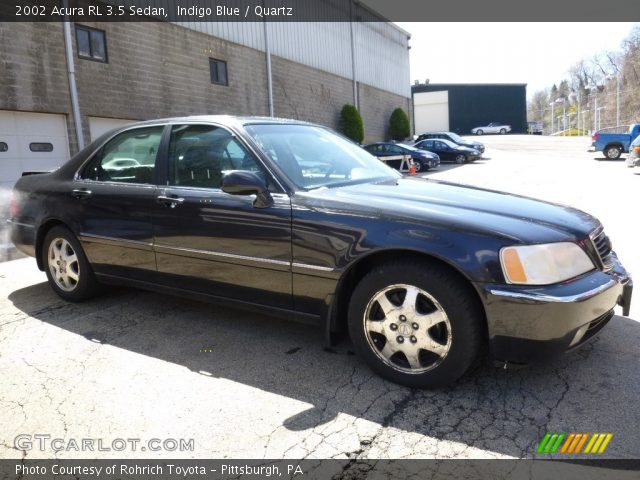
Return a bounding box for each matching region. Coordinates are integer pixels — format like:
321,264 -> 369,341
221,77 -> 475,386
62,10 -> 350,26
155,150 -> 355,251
222,170 -> 273,208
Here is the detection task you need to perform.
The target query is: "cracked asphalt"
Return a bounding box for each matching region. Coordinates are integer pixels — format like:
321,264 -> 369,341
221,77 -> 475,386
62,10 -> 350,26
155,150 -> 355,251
0,135 -> 638,460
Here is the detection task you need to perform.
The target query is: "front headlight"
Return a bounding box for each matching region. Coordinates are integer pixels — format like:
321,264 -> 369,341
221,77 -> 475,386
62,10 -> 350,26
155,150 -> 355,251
500,242 -> 595,285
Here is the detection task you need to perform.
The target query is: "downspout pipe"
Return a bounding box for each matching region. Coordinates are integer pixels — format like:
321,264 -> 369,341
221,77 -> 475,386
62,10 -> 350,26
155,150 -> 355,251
62,0 -> 84,151
349,1 -> 358,109
263,20 -> 274,117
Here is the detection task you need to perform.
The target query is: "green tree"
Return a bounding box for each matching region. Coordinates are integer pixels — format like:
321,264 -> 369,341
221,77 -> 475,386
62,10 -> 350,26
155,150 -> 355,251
388,108 -> 410,141
339,104 -> 364,143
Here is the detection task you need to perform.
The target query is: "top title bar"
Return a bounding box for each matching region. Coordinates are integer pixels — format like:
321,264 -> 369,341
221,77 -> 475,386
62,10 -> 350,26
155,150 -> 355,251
1,0 -> 638,22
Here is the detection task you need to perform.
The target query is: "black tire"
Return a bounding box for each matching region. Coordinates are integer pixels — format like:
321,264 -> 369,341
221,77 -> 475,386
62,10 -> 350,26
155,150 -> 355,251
414,160 -> 425,172
476,130 -> 483,136
455,154 -> 467,164
499,128 -> 506,135
42,226 -> 99,302
604,145 -> 622,160
347,260 -> 484,388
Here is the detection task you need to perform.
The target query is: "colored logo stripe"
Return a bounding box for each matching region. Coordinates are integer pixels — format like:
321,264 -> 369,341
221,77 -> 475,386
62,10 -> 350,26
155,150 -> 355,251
538,432 -> 613,454
537,433 -> 565,453
584,433 -> 613,454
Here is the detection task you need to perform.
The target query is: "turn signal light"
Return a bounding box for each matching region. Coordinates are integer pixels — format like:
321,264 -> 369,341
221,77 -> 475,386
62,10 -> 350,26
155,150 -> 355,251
501,248 -> 527,283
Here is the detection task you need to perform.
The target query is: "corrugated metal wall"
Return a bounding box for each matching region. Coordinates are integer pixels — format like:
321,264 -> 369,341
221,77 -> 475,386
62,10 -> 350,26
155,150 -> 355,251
106,0 -> 410,98
173,21 -> 410,97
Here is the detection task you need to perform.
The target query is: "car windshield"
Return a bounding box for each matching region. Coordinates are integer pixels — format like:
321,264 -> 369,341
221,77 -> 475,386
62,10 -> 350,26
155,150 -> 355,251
245,124 -> 400,189
447,132 -> 464,143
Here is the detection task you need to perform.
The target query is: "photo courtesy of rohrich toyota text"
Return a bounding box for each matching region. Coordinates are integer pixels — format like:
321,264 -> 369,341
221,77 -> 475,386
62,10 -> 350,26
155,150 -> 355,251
0,1 -> 639,479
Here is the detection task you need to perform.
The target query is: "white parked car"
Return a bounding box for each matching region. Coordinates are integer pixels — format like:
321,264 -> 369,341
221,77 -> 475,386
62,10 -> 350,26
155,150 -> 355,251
471,123 -> 511,135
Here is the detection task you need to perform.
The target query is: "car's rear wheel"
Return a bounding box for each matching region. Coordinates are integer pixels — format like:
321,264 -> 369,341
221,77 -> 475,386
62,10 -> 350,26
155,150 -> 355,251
455,154 -> 466,164
604,145 -> 622,160
43,226 -> 98,302
348,261 -> 483,388
476,130 -> 483,136
499,128 -> 507,134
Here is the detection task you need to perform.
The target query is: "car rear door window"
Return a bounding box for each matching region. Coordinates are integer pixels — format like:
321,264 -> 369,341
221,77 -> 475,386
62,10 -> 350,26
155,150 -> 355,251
168,124 -> 264,189
82,126 -> 164,184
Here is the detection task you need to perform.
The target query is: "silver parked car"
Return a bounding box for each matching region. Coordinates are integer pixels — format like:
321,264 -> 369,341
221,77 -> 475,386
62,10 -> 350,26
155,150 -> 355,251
626,134 -> 640,170
471,122 -> 511,135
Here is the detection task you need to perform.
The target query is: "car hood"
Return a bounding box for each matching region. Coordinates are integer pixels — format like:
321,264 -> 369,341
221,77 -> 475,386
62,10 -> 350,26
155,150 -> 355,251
298,177 -> 599,244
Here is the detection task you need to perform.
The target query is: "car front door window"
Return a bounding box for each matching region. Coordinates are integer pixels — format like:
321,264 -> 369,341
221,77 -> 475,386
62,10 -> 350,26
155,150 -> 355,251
167,124 -> 266,189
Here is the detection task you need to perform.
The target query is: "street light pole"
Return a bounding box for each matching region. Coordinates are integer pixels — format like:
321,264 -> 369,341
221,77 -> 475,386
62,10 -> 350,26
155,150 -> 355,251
616,74 -> 620,128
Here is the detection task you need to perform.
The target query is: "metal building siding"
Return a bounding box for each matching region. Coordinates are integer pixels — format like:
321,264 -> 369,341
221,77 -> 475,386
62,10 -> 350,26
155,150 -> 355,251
176,21 -> 409,97
269,23 -> 353,78
353,22 -> 410,97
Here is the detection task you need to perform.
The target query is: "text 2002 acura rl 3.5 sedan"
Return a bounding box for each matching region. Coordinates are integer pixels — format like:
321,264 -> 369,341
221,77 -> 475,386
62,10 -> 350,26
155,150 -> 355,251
9,116 -> 633,388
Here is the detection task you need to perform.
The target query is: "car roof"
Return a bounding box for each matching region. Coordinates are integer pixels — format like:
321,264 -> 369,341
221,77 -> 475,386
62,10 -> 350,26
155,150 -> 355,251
118,115 -> 317,129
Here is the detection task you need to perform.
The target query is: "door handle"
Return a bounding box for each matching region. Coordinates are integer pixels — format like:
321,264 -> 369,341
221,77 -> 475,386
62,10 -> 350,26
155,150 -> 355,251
156,194 -> 184,208
71,188 -> 92,199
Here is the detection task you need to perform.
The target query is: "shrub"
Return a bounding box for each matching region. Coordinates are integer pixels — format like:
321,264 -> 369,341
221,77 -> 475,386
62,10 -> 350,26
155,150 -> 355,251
389,108 -> 410,141
339,104 -> 364,143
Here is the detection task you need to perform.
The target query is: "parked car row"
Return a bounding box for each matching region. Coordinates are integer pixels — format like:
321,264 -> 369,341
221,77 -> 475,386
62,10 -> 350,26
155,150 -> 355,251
363,132 -> 485,173
362,142 -> 440,172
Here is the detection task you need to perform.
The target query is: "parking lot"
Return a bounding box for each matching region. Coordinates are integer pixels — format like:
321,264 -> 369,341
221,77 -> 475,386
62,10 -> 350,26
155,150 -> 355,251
1,135 -> 638,460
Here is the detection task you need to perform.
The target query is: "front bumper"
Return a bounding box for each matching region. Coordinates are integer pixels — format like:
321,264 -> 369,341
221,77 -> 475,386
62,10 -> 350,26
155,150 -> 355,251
481,252 -> 632,364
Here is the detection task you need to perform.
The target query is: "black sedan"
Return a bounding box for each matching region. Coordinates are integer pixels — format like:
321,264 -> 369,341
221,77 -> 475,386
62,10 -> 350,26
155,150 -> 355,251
9,116 -> 632,388
362,142 -> 439,173
415,131 -> 485,154
414,138 -> 481,164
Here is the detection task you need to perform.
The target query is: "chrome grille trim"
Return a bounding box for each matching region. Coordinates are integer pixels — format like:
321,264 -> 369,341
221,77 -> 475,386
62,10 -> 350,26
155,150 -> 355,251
590,226 -> 613,271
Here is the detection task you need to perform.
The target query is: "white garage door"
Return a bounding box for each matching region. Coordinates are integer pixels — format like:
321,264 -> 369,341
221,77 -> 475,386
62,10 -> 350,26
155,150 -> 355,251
0,110 -> 70,189
89,117 -> 137,141
414,91 -> 450,134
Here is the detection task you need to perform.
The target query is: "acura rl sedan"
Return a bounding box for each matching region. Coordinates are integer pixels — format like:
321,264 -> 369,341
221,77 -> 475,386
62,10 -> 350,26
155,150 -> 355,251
9,116 -> 632,388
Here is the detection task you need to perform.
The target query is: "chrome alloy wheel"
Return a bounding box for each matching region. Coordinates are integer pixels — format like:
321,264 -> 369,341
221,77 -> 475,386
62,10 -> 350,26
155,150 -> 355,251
48,238 -> 80,292
363,284 -> 452,374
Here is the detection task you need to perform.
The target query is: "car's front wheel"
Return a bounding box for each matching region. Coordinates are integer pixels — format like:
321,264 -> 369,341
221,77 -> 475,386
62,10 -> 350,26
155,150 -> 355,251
413,160 -> 424,172
348,261 -> 484,388
43,226 -> 99,302
499,128 -> 507,134
455,154 -> 467,164
475,129 -> 483,136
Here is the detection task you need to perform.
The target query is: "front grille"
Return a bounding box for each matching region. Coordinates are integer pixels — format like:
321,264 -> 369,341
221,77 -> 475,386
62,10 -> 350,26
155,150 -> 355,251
590,227 -> 613,270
